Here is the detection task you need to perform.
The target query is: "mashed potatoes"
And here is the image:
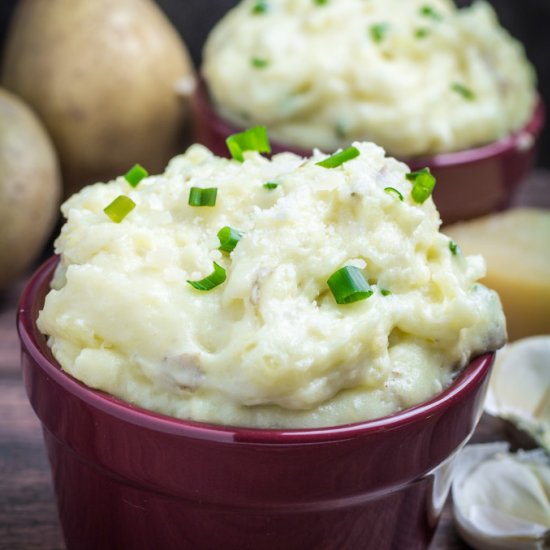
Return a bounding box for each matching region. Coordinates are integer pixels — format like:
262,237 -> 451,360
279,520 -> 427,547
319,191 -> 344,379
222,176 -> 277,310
38,141 -> 505,427
203,0 -> 536,156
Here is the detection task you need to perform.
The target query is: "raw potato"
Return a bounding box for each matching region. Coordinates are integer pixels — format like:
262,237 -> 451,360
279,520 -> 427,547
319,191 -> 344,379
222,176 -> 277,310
1,0 -> 194,198
0,88 -> 61,291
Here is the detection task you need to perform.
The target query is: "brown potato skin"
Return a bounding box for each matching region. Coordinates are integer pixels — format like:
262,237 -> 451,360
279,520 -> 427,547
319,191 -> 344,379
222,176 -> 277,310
0,88 -> 61,291
1,0 -> 194,198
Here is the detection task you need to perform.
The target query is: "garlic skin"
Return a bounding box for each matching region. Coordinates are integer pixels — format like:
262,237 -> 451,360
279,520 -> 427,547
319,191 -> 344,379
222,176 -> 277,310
452,442 -> 550,550
485,336 -> 550,451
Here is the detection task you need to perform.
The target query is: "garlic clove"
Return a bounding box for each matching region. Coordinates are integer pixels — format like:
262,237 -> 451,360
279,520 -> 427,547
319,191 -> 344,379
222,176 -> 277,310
459,458 -> 550,527
485,336 -> 550,451
452,442 -> 550,550
469,506 -> 548,539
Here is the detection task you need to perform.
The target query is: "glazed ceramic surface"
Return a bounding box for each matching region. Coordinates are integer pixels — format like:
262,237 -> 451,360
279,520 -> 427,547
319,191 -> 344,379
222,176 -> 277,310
193,82 -> 545,225
18,257 -> 494,550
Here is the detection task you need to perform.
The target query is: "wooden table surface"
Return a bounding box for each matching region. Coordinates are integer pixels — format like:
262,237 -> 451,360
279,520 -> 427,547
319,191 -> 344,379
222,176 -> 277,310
1,171 -> 549,550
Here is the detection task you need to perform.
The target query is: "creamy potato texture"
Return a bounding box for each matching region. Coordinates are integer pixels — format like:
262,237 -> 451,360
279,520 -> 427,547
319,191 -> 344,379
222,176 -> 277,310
203,0 -> 536,156
38,143 -> 505,427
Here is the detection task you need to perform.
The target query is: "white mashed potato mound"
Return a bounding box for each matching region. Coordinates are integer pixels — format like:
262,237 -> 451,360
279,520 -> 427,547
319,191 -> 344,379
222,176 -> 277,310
38,142 -> 505,428
203,0 -> 536,156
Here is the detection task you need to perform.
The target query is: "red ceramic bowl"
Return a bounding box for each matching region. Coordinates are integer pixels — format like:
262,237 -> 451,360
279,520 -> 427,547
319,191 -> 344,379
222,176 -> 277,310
193,81 -> 545,225
18,256 -> 495,550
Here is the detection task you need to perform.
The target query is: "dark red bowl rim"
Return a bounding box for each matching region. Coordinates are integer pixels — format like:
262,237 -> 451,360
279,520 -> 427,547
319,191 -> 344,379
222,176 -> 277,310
195,78 -> 545,167
18,256 -> 494,444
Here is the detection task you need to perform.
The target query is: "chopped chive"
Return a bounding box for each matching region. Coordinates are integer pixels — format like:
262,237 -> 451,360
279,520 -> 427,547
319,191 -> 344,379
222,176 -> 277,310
251,57 -> 269,69
263,181 -> 280,190
316,146 -> 360,169
406,167 -> 436,204
187,262 -> 227,291
420,5 -> 442,21
124,164 -> 148,188
370,23 -> 389,43
384,187 -> 404,201
451,82 -> 476,101
415,28 -> 430,39
188,187 -> 218,207
313,0 -> 328,4
226,126 -> 271,162
381,289 -> 392,296
449,240 -> 460,255
217,226 -> 243,253
327,266 -> 373,305
103,195 -> 136,223
252,0 -> 268,14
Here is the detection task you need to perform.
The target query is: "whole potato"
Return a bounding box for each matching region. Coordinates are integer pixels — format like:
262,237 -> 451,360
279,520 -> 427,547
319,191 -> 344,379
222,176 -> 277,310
1,0 -> 194,198
0,88 -> 61,292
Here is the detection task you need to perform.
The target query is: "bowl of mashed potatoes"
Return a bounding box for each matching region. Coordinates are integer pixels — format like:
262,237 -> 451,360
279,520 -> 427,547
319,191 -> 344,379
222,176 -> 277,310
196,0 -> 543,224
19,136 -> 505,549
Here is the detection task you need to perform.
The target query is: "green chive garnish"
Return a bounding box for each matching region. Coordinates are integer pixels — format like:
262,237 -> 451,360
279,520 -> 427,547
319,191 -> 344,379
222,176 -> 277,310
384,187 -> 404,201
316,146 -> 360,169
381,289 -> 392,296
103,195 -> 136,223
420,5 -> 442,21
451,83 -> 475,101
313,0 -> 328,5
406,167 -> 436,204
327,266 -> 373,305
415,28 -> 430,39
188,187 -> 218,207
217,226 -> 243,253
263,181 -> 280,190
252,0 -> 268,14
370,23 -> 389,43
187,262 -> 227,291
226,126 -> 271,162
124,164 -> 148,188
252,57 -> 269,69
449,240 -> 460,255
